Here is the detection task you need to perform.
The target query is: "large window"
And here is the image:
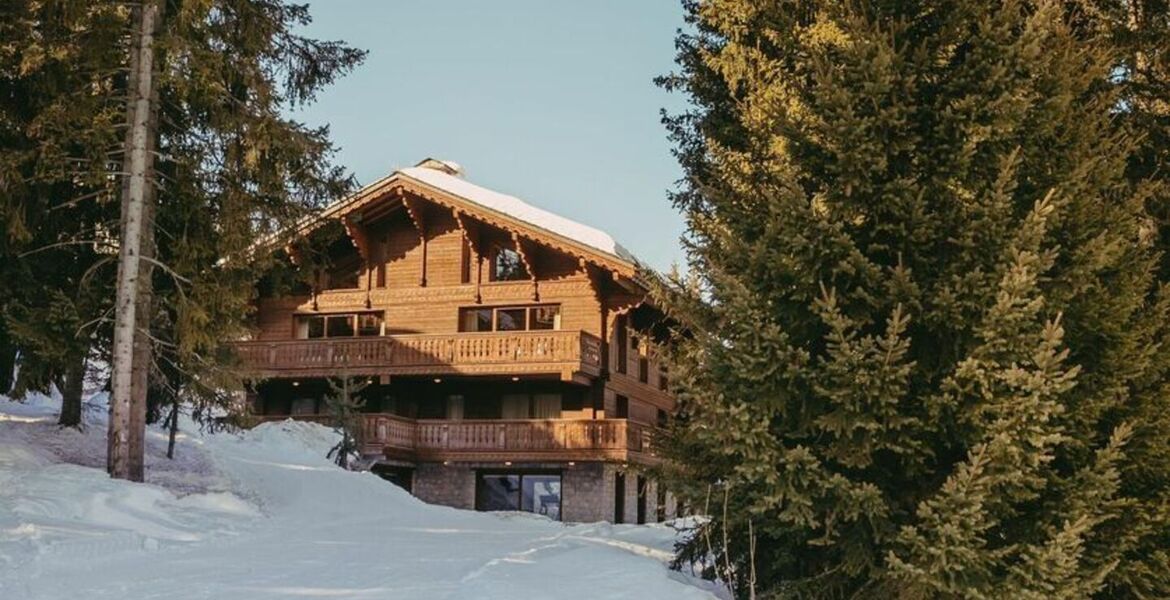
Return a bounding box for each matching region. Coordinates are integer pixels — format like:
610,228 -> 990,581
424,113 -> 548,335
491,246 -> 528,281
459,305 -> 560,333
476,471 -> 562,520
296,312 -> 383,339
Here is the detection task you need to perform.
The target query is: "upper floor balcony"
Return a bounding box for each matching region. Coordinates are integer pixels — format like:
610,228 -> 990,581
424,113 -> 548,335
232,330 -> 603,381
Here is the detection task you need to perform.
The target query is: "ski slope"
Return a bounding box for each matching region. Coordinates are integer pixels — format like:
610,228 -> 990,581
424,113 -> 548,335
0,393 -> 721,599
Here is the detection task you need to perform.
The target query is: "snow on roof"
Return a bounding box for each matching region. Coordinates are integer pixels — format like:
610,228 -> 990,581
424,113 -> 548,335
396,163 -> 640,267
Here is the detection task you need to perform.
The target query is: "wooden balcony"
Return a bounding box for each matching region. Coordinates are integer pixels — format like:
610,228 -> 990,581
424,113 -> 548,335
233,330 -> 603,380
254,414 -> 656,464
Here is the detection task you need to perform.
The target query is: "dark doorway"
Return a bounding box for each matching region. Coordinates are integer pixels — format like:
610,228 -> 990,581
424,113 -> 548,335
614,472 -> 626,524
636,476 -> 648,524
371,464 -> 414,493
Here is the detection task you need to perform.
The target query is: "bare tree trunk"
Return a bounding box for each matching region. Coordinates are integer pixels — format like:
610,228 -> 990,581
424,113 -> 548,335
58,355 -> 86,428
128,178 -> 157,479
108,0 -> 160,481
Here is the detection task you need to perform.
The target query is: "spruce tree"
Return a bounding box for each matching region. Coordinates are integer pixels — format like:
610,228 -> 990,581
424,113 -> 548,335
1,1 -> 364,461
0,1 -> 124,425
655,1 -> 1170,597
325,376 -> 368,470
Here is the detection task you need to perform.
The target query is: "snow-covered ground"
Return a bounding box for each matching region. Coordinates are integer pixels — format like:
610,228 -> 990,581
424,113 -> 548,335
0,391 -> 720,599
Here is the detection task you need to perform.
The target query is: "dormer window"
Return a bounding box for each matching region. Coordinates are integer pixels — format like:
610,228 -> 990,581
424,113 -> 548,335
491,246 -> 528,281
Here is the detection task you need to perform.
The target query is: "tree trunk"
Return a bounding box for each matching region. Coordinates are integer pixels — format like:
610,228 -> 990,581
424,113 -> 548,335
58,355 -> 86,428
166,397 -> 179,460
108,0 -> 160,481
0,329 -> 15,395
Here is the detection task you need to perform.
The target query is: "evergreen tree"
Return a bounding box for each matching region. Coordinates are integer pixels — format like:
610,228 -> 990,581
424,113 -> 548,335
0,1 -> 124,426
140,0 -> 364,461
325,376 -> 368,470
1,1 -> 364,463
654,1 -> 1170,597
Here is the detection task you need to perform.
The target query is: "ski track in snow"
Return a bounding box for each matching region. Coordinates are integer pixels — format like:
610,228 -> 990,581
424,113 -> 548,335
0,393 -> 723,600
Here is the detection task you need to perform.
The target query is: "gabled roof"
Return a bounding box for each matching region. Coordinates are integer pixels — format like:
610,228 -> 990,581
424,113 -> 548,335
308,159 -> 646,280
397,165 -> 638,266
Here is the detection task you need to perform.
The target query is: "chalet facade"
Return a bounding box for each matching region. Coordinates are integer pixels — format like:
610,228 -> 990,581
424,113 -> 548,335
236,159 -> 676,523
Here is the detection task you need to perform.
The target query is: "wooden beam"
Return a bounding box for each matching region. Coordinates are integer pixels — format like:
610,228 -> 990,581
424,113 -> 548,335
401,193 -> 427,287
341,214 -> 370,262
453,209 -> 483,303
511,231 -> 539,301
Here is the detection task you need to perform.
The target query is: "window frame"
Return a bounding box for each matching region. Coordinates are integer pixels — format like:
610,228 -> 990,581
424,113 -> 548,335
457,304 -> 561,333
294,311 -> 384,340
475,469 -> 563,521
489,245 -> 528,282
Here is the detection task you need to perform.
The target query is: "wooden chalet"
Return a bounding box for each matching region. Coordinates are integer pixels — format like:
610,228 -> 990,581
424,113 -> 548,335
236,159 -> 677,523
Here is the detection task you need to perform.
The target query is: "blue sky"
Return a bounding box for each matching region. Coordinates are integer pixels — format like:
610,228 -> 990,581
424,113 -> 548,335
292,1 -> 690,271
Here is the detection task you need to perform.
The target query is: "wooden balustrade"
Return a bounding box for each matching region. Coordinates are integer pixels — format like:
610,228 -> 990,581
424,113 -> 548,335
232,330 -> 602,379
256,413 -> 655,464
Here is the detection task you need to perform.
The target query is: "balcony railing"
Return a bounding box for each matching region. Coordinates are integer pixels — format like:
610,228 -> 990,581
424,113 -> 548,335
233,330 -> 602,379
255,414 -> 655,464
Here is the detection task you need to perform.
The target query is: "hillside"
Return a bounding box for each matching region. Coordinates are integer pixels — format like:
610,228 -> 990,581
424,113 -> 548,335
0,393 -> 721,599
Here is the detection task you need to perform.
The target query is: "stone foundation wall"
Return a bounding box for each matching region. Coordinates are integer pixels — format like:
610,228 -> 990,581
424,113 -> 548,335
562,462 -> 614,523
413,463 -> 475,509
401,461 -> 672,524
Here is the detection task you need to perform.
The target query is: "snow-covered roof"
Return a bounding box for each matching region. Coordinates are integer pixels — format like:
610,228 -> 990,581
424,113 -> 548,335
395,162 -> 639,267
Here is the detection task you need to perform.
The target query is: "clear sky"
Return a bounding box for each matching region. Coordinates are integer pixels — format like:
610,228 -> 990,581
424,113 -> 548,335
292,1 -> 690,272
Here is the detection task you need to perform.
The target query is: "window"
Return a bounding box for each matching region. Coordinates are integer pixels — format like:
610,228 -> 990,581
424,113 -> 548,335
496,308 -> 527,331
477,474 -> 519,512
638,357 -> 649,383
461,308 -> 494,332
615,316 -> 628,374
531,306 -> 559,330
476,472 -> 562,520
326,315 -> 355,337
290,397 -> 317,415
296,312 -> 383,339
357,313 -> 383,337
615,395 -> 629,419
458,305 -> 560,332
491,246 -> 528,281
522,475 -> 561,520
303,316 -> 325,339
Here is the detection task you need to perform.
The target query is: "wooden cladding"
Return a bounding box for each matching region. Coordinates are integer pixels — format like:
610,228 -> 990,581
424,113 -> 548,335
357,414 -> 655,463
233,330 -> 602,378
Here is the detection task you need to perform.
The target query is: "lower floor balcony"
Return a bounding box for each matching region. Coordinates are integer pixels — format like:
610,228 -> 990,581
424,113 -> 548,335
254,413 -> 657,465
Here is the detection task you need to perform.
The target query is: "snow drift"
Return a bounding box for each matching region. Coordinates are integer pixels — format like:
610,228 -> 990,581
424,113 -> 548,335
0,392 -> 720,599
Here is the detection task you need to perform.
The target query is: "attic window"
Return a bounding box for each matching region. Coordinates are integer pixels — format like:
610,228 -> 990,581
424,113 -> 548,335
491,246 -> 528,282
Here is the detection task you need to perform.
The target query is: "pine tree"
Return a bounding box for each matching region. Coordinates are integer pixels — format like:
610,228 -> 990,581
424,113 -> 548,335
325,376 -> 368,470
654,1 -> 1170,597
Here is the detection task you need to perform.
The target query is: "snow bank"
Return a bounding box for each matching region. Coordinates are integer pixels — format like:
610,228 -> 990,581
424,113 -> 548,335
0,394 -> 722,599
